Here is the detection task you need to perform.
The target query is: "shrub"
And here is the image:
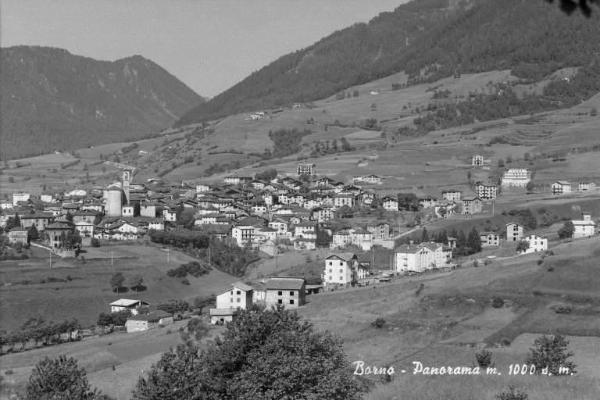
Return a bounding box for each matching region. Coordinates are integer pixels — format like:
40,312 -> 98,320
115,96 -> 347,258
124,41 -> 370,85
475,349 -> 493,368
552,305 -> 573,314
181,278 -> 190,285
537,259 -> 544,265
371,318 -> 386,329
496,386 -> 528,400
525,334 -> 576,375
492,297 -> 504,308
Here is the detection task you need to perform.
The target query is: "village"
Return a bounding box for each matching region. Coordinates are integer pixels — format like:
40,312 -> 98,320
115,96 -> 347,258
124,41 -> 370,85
0,153 -> 598,333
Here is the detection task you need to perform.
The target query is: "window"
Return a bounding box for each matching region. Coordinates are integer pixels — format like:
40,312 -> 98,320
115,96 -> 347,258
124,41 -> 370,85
237,298 -> 241,303
289,291 -> 294,296
329,269 -> 332,273
278,291 -> 282,296
230,298 -> 233,303
278,299 -> 282,304
328,261 -> 333,266
290,299 -> 294,305
236,290 -> 241,295
339,269 -> 343,273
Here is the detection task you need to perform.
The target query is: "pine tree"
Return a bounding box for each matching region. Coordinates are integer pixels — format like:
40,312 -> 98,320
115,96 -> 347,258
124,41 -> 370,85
25,355 -> 106,400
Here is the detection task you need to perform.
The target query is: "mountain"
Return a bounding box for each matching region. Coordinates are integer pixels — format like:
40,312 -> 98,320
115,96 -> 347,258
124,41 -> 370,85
177,0 -> 600,126
0,46 -> 204,159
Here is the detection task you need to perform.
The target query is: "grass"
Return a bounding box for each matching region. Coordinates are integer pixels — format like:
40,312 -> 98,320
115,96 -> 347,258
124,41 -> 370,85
0,244 -> 237,331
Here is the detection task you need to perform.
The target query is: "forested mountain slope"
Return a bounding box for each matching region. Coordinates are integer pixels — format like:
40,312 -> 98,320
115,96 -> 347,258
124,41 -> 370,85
0,46 -> 204,159
177,0 -> 600,125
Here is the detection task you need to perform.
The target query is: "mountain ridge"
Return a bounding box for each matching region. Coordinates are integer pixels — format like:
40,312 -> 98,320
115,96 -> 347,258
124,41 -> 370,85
0,46 -> 204,160
176,0 -> 600,126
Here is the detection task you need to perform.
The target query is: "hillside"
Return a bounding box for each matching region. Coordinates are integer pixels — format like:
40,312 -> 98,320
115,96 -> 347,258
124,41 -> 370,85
177,0 -> 600,125
0,46 -> 204,159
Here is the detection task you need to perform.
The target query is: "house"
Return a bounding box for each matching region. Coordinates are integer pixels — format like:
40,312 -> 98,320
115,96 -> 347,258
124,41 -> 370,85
268,218 -> 290,236
294,238 -> 316,250
212,282 -> 254,323
480,232 -> 500,247
72,211 -> 98,225
121,205 -> 135,217
224,176 -> 241,185
394,242 -> 449,273
265,278 -> 306,309
45,221 -> 74,249
293,221 -> 317,239
163,208 -> 177,222
472,155 -> 484,167
506,223 -> 524,242
8,227 -> 29,245
331,229 -> 352,249
520,235 -> 548,254
501,168 -> 531,188
297,163 -> 316,176
419,197 -> 438,209
461,197 -> 483,215
125,310 -> 173,333
382,196 -> 399,212
148,219 -> 165,231
434,201 -> 457,218
350,228 -> 373,251
311,207 -> 334,223
353,175 -> 382,185
441,190 -> 462,202
551,181 -> 572,195
578,182 -> 595,192
209,308 -> 237,325
12,192 -> 31,206
322,253 -> 367,288
110,299 -> 150,315
474,183 -> 498,200
74,221 -> 94,243
19,213 -> 54,231
367,222 -> 390,241
196,184 -> 211,193
572,212 -> 596,238
333,193 -> 354,209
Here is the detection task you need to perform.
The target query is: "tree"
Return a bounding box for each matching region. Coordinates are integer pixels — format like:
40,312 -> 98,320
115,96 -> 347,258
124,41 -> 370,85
498,158 -> 505,168
110,273 -> 125,293
421,227 -> 429,242
516,240 -> 530,253
5,214 -> 20,231
526,180 -> 535,192
28,225 -> 39,242
132,306 -> 362,400
129,274 -> 144,292
558,221 -> 575,239
467,227 -> 482,253
25,355 -> 106,400
255,168 -> 277,181
525,334 -> 576,375
546,0 -> 599,16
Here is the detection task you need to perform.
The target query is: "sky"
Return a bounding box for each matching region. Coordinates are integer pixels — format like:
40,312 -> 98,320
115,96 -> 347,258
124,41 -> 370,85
2,0 -> 406,97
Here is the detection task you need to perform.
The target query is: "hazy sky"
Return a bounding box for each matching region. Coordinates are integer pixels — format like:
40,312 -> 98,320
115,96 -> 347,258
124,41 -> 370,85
2,0 -> 406,97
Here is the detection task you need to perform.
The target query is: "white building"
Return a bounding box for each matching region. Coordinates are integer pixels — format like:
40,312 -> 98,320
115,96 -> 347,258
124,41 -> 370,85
578,182 -> 595,192
472,155 -> 484,167
480,232 -> 500,247
12,192 -> 30,206
109,299 -> 149,315
394,242 -> 450,273
441,190 -> 461,202
506,223 -> 524,242
520,235 -> 548,254
572,213 -> 596,238
382,196 -> 399,212
551,181 -> 572,195
501,169 -> 531,188
322,253 -> 367,288
474,183 -> 498,200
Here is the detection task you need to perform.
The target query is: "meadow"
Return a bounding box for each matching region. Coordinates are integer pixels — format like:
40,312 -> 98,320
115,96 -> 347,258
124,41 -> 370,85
0,244 -> 237,331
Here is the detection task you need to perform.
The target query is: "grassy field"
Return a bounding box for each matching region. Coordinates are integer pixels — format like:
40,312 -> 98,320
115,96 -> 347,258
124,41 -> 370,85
295,236 -> 600,399
0,244 -> 237,331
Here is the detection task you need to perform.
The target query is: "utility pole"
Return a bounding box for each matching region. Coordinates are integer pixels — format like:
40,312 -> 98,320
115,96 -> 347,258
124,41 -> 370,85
111,250 -> 114,268
167,248 -> 170,264
49,250 -> 52,269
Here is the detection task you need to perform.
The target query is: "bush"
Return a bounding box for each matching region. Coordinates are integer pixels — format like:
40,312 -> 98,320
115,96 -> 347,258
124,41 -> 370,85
496,386 -> 528,400
525,334 -> 576,375
371,318 -> 386,329
475,349 -> 493,368
181,278 -> 190,285
91,238 -> 100,247
492,297 -> 504,308
552,305 -> 573,314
